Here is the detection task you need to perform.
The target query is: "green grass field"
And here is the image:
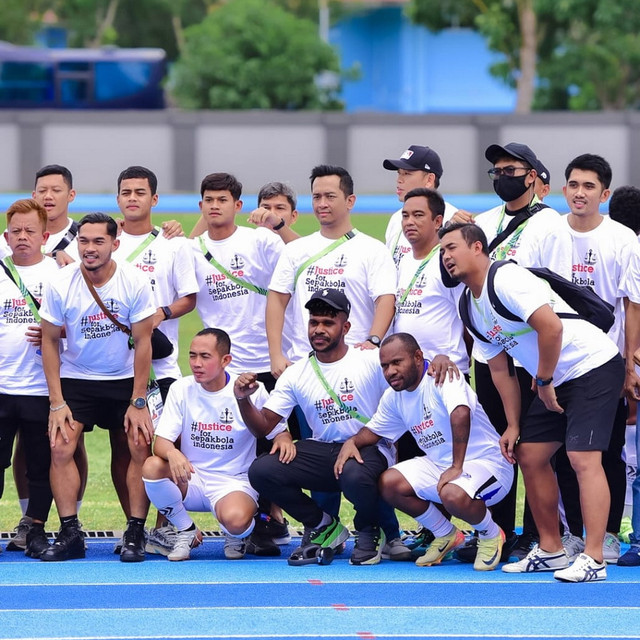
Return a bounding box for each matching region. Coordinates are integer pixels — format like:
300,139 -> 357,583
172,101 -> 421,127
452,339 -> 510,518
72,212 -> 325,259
0,212 -> 522,534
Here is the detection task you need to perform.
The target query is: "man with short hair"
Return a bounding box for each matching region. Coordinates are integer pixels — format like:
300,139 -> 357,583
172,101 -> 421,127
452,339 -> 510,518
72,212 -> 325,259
440,222 -> 624,582
450,143 -> 572,563
40,212 -> 156,562
238,289 -> 395,566
336,333 -> 513,571
267,164 -> 396,375
0,199 -> 56,558
382,145 -> 458,267
142,328 -> 289,561
248,181 -> 300,244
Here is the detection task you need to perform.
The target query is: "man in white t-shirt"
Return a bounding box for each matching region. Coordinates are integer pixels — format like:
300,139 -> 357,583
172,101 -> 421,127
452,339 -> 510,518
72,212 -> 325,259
336,333 -> 512,571
382,145 -> 457,267
0,199 -> 57,559
142,328 -> 289,561
40,212 -> 156,563
267,164 -> 396,373
554,154 -> 638,563
237,289 -> 395,566
440,222 -> 624,582
450,143 -> 573,564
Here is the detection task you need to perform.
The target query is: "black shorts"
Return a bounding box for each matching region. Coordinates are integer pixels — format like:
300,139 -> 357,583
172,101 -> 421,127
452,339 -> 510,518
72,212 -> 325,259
61,377 -> 133,432
521,355 -> 624,452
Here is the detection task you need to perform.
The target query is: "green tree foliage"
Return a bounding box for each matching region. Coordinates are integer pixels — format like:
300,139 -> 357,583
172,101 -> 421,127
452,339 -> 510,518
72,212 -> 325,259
408,0 -> 640,111
170,0 -> 343,109
0,1 -> 49,44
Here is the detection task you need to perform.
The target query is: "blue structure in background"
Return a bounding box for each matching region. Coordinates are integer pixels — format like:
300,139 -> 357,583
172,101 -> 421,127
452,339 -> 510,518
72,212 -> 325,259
331,6 -> 516,113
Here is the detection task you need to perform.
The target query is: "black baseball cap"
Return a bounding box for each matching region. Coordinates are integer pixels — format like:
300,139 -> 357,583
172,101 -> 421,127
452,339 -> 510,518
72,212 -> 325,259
305,288 -> 351,316
485,142 -> 539,169
535,160 -> 550,185
383,145 -> 443,179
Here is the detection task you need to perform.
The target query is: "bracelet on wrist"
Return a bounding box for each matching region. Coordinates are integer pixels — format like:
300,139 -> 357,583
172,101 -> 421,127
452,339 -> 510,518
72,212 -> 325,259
50,401 -> 67,412
235,396 -> 249,401
272,217 -> 285,231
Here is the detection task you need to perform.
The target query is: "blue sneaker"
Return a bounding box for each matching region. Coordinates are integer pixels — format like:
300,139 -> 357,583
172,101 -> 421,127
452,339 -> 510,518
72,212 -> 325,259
618,543 -> 640,567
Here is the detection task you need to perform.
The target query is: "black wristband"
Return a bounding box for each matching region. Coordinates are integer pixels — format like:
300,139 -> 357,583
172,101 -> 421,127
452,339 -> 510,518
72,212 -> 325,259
161,306 -> 173,320
272,218 -> 285,231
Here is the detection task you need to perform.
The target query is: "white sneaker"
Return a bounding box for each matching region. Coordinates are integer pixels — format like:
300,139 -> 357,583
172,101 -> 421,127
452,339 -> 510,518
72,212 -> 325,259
602,532 -> 620,564
554,553 -> 607,582
502,544 -> 569,573
561,533 -> 585,561
224,534 -> 246,560
146,524 -> 178,556
167,527 -> 203,562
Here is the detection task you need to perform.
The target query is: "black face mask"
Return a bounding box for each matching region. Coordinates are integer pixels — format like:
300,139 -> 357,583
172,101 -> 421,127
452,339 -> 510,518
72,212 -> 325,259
493,174 -> 531,203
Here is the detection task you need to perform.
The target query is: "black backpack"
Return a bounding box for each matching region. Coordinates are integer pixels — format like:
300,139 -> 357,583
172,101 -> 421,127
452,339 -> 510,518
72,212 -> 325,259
458,260 -> 615,343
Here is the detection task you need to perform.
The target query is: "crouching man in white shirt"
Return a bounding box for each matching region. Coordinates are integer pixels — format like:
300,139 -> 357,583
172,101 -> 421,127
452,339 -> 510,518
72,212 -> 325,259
142,328 -> 291,561
335,333 -> 513,571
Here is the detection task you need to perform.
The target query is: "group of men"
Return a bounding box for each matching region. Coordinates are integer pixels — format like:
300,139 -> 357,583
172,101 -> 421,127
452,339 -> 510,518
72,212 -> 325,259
0,138 -> 639,582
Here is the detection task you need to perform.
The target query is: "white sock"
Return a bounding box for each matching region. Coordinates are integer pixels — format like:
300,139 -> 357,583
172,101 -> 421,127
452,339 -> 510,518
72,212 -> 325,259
19,499 -> 29,516
143,477 -> 193,531
415,504 -> 455,538
474,508 -> 500,539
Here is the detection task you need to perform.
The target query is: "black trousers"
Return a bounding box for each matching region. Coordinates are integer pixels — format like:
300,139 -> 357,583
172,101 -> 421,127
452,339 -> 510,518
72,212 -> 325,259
249,439 -> 388,532
0,394 -> 53,522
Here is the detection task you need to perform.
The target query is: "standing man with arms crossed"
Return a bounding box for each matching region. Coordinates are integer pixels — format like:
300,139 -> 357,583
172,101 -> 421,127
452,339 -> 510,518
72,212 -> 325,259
440,222 -> 624,582
39,213 -> 156,562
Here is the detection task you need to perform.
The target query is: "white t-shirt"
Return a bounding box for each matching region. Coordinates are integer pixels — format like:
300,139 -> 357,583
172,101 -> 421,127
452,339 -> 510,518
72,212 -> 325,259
0,257 -> 57,396
366,370 -> 502,466
45,219 -> 80,262
192,227 -> 283,373
115,230 -> 198,380
264,346 -> 395,465
621,243 -> 640,304
269,230 -> 397,361
40,261 -> 156,380
385,202 -> 458,267
560,215 -> 637,353
155,374 -> 286,478
472,204 -> 573,365
469,262 -> 618,385
394,251 -> 468,372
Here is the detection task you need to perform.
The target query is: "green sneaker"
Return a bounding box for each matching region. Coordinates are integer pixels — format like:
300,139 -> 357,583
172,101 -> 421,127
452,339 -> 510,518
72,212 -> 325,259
288,518 -> 349,566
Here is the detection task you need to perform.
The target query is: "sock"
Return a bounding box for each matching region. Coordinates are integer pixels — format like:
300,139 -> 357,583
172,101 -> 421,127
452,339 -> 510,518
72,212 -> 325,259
19,499 -> 29,515
143,477 -> 193,531
474,509 -> 500,539
128,516 -> 146,529
60,514 -> 79,529
219,520 -> 255,539
415,504 -> 455,538
314,512 -> 333,530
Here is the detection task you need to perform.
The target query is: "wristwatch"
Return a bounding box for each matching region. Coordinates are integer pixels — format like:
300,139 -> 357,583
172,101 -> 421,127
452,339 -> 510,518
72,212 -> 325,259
130,396 -> 147,409
366,335 -> 381,347
161,306 -> 173,320
535,376 -> 553,387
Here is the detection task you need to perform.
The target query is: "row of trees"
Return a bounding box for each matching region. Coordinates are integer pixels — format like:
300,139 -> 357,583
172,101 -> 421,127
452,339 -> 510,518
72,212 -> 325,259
2,0 -> 640,111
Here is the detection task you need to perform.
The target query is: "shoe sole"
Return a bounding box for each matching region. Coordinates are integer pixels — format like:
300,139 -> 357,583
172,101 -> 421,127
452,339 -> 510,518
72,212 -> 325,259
168,530 -> 203,562
145,543 -> 173,556
40,549 -> 86,562
416,532 -> 464,567
120,551 -> 146,562
6,541 -> 27,551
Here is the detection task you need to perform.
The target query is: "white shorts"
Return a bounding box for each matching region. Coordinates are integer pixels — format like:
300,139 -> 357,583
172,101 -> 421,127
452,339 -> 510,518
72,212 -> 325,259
392,456 -> 513,507
183,468 -> 258,518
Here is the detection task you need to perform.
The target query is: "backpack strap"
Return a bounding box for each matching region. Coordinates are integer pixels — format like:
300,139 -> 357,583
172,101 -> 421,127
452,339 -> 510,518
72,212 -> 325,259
458,287 -> 490,343
486,260 -> 523,322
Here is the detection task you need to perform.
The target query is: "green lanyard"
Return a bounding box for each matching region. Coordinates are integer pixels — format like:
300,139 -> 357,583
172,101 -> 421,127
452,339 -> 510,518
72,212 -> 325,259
471,295 -> 532,339
397,244 -> 440,306
294,230 -> 357,291
3,257 -> 41,322
309,353 -> 370,425
198,236 -> 267,296
390,228 -> 403,258
492,196 -> 542,260
126,227 -> 160,263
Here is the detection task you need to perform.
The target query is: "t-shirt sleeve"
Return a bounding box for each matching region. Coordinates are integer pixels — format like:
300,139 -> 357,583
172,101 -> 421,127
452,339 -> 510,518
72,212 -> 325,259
171,239 -> 199,298
252,382 -> 288,439
366,387 -> 406,441
439,375 -> 473,416
366,240 -> 397,298
154,382 -> 184,442
268,245 -> 296,295
494,263 -> 552,323
39,279 -> 65,326
129,269 -> 157,324
262,364 -> 298,420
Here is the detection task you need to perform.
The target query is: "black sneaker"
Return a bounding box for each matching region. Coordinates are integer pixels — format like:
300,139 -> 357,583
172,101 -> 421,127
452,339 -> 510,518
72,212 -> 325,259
245,531 -> 281,556
350,526 -> 385,566
254,513 -> 291,545
508,532 -> 539,562
41,524 -> 85,562
120,522 -> 146,563
25,524 -> 50,559
453,533 -> 478,563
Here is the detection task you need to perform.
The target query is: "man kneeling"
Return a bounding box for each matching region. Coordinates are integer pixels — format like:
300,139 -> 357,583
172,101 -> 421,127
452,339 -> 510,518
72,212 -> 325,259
335,333 -> 513,570
142,328 -> 290,561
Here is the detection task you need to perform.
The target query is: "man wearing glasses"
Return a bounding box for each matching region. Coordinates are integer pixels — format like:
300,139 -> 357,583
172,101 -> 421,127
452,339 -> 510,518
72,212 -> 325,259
449,142 -> 572,564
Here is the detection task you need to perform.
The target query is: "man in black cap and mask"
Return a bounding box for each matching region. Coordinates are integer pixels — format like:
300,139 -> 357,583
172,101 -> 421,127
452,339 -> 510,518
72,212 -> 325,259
450,142 -> 572,564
